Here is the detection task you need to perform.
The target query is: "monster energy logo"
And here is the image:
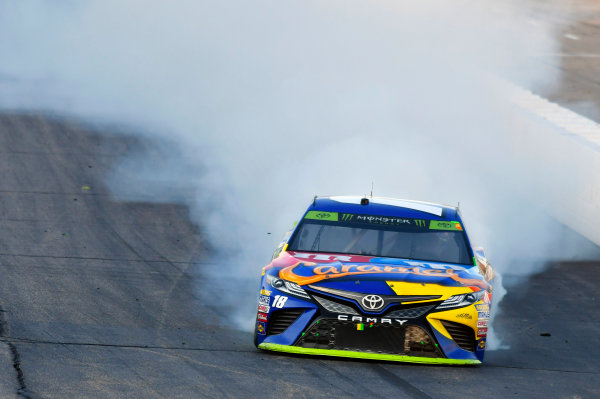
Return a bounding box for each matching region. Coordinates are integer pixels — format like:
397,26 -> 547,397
414,219 -> 427,228
308,212 -> 433,228
341,213 -> 355,222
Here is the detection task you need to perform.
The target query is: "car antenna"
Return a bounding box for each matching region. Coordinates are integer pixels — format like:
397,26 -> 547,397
313,195 -> 317,206
370,181 -> 374,199
457,201 -> 460,210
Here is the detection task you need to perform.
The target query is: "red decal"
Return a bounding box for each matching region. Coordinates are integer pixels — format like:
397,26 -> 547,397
257,313 -> 268,322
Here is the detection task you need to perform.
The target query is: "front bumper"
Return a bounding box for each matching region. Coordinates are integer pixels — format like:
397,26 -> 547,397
255,283 -> 489,364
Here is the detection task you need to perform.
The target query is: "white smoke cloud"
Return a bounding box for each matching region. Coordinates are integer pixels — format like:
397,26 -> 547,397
1,0 -> 598,348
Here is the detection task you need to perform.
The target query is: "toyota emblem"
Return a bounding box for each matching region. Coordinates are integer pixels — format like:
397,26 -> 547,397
361,294 -> 384,311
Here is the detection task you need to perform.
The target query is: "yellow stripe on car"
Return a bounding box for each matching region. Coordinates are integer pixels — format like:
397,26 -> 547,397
386,281 -> 471,302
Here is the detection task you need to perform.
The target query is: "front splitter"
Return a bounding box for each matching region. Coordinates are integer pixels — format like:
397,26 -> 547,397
258,343 -> 481,365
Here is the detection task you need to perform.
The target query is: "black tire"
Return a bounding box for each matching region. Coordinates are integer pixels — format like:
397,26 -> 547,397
253,315 -> 259,348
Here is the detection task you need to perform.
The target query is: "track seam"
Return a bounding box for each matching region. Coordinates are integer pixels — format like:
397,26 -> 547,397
0,252 -> 221,266
0,307 -> 33,398
484,363 -> 600,374
7,343 -> 31,399
0,337 -> 251,352
370,364 -> 433,399
5,336 -> 597,376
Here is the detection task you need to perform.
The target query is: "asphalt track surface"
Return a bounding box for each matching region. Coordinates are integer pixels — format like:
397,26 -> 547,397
0,115 -> 598,399
522,0 -> 600,123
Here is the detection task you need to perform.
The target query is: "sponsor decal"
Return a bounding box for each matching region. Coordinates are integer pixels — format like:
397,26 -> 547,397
356,323 -> 364,331
477,328 -> 488,337
312,212 -> 413,226
257,312 -> 268,322
257,321 -> 267,335
355,215 -> 411,226
306,212 -> 447,228
288,251 -> 469,271
317,265 -> 452,277
414,219 -> 427,228
292,252 -> 354,262
258,295 -> 270,306
279,262 -> 488,289
478,311 -> 490,319
429,220 -> 463,231
272,295 -> 288,309
304,211 -> 338,221
475,304 -> 490,312
337,314 -> 407,325
477,320 -> 488,328
478,339 -> 486,350
258,304 -> 270,313
361,294 -> 385,311
483,291 -> 491,305
456,313 -> 473,320
260,289 -> 271,296
402,260 -> 468,271
341,213 -> 355,222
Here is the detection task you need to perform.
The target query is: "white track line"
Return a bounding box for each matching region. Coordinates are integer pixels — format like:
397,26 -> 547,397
509,84 -> 600,150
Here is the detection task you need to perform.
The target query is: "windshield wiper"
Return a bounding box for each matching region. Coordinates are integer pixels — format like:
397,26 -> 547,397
310,225 -> 325,251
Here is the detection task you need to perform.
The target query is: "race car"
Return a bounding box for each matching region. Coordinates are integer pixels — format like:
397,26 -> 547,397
254,196 -> 494,365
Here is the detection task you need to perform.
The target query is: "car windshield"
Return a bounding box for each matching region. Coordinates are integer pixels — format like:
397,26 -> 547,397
287,212 -> 472,265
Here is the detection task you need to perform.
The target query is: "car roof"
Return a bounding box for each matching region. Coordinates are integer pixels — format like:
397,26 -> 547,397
308,195 -> 460,220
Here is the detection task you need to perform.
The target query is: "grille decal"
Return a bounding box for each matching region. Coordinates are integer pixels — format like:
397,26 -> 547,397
295,318 -> 442,358
308,285 -> 440,313
313,296 -> 358,315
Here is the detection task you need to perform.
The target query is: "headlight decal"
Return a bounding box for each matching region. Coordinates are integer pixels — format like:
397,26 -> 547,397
435,290 -> 485,311
266,274 -> 311,300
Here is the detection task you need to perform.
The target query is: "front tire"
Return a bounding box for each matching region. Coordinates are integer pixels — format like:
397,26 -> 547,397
253,315 -> 259,347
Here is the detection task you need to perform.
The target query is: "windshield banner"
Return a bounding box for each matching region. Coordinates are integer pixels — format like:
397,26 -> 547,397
304,211 -> 462,230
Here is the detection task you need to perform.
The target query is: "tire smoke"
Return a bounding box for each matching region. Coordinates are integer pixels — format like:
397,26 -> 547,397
1,0 -> 598,349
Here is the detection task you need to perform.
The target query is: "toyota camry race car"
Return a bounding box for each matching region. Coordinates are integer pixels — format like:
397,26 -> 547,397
254,196 -> 494,365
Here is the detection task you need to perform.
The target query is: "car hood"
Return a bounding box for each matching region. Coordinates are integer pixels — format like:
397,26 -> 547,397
267,251 -> 490,292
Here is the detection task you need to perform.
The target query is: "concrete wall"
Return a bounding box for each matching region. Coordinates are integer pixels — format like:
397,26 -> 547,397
511,86 -> 600,247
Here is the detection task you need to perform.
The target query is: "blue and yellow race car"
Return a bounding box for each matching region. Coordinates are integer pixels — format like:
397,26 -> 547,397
255,196 -> 494,365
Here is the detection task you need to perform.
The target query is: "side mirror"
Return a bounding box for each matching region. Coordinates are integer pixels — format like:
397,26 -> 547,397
473,246 -> 494,282
474,247 -> 486,259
